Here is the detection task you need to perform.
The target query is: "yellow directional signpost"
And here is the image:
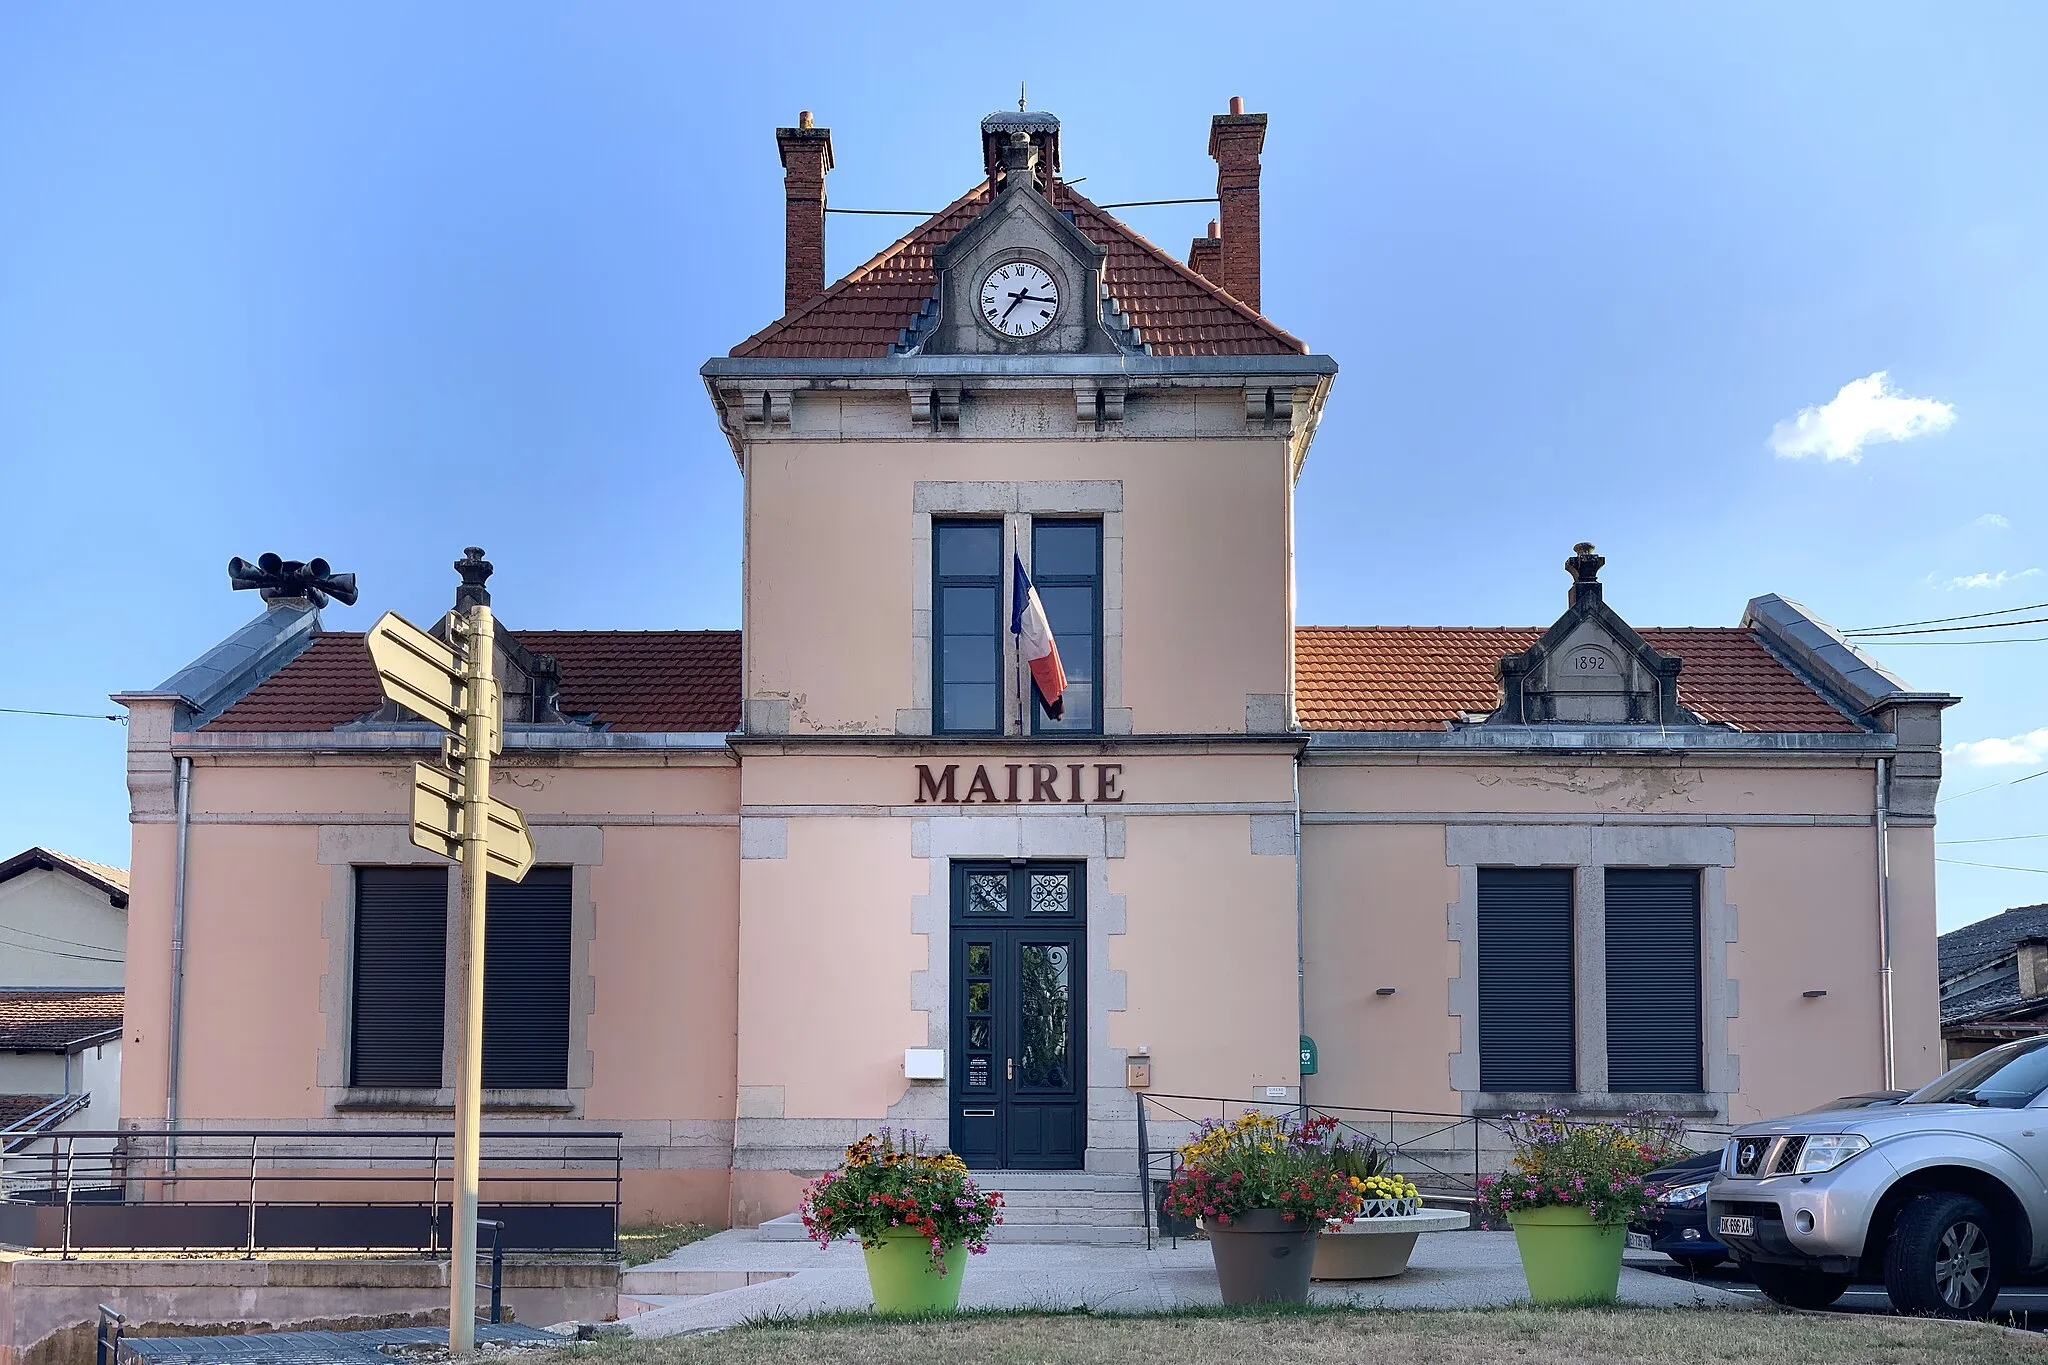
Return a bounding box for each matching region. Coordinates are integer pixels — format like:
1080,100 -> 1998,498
368,593 -> 528,1354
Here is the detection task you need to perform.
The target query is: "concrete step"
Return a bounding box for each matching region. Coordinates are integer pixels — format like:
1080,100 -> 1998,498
619,1267 -> 796,1295
989,1223 -> 1146,1246
981,1171 -> 1140,1193
758,1213 -> 809,1243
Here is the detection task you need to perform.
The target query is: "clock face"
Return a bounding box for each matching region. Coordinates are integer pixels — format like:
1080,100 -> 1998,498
978,261 -> 1060,338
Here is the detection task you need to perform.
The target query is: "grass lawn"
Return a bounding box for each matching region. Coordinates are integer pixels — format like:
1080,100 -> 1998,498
617,1223 -> 719,1266
576,1307 -> 2048,1364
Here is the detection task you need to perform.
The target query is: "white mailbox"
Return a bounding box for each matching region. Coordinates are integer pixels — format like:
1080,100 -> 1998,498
904,1048 -> 946,1081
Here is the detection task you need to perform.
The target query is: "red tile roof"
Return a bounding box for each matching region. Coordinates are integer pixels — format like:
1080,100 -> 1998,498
0,1094 -> 64,1130
1294,626 -> 1863,732
206,631 -> 743,733
730,183 -> 1308,359
204,625 -> 1856,737
0,990 -> 123,1050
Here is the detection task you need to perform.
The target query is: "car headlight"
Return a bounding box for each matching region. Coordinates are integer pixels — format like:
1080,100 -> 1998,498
1794,1134 -> 1869,1174
1657,1179 -> 1710,1207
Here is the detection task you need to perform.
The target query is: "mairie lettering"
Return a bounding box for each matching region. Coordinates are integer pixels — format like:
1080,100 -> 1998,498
912,762 -> 1124,805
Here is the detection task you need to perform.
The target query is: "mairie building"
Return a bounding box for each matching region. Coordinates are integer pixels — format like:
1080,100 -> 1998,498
114,104 -> 1957,1230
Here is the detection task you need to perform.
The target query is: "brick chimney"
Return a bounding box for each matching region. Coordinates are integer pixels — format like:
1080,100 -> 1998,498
1208,96 -> 1266,313
1187,218 -> 1222,287
775,111 -> 834,315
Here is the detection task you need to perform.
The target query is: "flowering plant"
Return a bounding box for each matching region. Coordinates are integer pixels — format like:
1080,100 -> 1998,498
1474,1110 -> 1688,1228
798,1129 -> 1003,1272
1162,1111 -> 1368,1229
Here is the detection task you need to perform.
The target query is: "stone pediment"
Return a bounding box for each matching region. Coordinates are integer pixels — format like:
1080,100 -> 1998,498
920,127 -> 1125,357
1483,544 -> 1706,727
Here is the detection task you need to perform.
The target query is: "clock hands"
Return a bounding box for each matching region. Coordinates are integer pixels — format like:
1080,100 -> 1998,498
999,288 -> 1057,325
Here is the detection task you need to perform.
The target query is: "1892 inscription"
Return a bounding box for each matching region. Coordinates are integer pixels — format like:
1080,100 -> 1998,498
914,763 -> 1124,805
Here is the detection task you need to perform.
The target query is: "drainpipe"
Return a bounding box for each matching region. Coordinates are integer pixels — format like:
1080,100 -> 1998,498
1293,749 -> 1306,1114
1875,757 -> 1896,1091
166,755 -> 192,1175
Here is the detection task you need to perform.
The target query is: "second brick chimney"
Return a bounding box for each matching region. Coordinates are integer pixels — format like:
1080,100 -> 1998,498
1187,218 -> 1222,288
775,111 -> 834,315
1208,96 -> 1266,313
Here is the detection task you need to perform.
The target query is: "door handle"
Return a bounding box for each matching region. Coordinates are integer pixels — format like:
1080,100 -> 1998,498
1007,1058 -> 1014,1081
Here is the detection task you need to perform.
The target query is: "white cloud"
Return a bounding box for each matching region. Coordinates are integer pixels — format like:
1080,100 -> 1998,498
1950,728 -> 2048,766
1972,513 -> 2011,529
1769,371 -> 1956,463
1937,568 -> 2042,591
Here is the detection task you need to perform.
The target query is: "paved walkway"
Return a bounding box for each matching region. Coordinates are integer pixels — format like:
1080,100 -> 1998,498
623,1228 -> 1754,1336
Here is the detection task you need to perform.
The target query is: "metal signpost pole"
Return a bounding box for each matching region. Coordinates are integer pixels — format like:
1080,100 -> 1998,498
365,551 -> 531,1357
448,603 -> 493,1353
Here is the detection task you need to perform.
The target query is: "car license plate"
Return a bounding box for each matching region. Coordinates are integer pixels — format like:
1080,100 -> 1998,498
1717,1216 -> 1754,1238
1626,1232 -> 1652,1251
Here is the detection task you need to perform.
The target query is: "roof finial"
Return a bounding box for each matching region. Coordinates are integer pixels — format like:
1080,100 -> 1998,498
1019,81 -> 1027,113
1565,541 -> 1606,608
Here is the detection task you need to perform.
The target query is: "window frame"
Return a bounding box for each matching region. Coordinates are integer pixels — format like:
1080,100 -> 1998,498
931,518 -> 1006,736
1026,517 -> 1104,737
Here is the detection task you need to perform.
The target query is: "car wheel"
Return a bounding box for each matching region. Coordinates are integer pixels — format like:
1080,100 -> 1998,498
1884,1192 -> 2003,1318
1748,1263 -> 1851,1308
1669,1252 -> 1726,1273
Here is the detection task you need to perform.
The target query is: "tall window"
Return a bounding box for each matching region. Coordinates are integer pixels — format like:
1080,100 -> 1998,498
1477,868 -> 1575,1092
934,521 -> 1003,734
482,867 -> 573,1089
350,867 -> 448,1087
1030,520 -> 1102,734
349,865 -> 572,1090
1605,869 -> 1704,1092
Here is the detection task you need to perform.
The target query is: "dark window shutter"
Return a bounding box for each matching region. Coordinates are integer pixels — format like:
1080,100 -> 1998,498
350,867 -> 447,1087
1478,868 -> 1575,1092
483,867 -> 572,1089
1605,869 -> 1703,1092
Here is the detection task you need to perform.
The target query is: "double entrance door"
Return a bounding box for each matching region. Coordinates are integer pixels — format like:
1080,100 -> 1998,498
949,861 -> 1085,1170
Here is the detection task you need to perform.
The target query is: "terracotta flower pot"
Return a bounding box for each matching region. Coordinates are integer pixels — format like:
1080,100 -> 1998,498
861,1229 -> 968,1313
1202,1208 -> 1320,1305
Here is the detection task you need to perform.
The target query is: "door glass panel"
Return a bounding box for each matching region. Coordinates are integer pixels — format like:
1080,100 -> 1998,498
967,980 -> 991,1013
967,1056 -> 990,1087
966,874 -> 1006,916
1016,942 -> 1072,1088
1029,873 -> 1072,916
966,942 -> 992,974
968,1019 -> 991,1050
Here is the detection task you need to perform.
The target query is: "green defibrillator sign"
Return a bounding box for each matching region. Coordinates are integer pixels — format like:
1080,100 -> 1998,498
1299,1034 -> 1319,1077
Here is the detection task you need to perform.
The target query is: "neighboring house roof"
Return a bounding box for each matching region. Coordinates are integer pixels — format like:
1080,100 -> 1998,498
0,848 -> 130,909
0,989 -> 125,1051
207,631 -> 744,734
1292,626 -> 1864,733
729,183 -> 1309,359
0,1094 -> 63,1130
1940,904 -> 2048,983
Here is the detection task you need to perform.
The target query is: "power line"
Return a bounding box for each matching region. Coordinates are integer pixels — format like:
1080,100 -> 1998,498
1939,857 -> 2048,875
0,706 -> 122,722
1940,833 -> 2048,845
1847,600 -> 2048,634
1857,636 -> 2048,645
1847,615 -> 2048,638
825,193 -> 1216,218
1941,768 -> 2048,804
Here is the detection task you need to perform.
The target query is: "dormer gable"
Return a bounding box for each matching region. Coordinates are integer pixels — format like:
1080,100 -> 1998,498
917,115 -> 1128,357
1481,543 -> 1708,727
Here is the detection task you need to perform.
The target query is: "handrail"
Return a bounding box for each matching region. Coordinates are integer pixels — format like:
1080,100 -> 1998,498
1135,1091 -> 1732,1204
478,1219 -> 505,1325
95,1305 -> 122,1365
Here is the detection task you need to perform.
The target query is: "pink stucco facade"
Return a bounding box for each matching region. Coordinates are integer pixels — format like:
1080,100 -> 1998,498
112,106 -> 1956,1230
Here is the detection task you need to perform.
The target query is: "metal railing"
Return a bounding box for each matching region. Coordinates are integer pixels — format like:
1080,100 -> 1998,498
0,1127 -> 622,1257
1135,1092 -> 1732,1249
95,1304 -> 121,1365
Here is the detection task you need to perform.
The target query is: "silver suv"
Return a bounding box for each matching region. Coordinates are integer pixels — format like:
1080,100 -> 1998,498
1709,1035 -> 2048,1316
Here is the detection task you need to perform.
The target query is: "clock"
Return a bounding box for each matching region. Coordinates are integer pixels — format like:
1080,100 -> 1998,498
978,261 -> 1060,338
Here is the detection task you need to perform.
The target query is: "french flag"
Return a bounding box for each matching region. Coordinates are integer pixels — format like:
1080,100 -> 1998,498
1012,554 -> 1067,720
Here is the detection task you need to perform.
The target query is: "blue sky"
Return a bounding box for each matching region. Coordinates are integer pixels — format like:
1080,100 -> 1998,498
1,3 -> 2043,929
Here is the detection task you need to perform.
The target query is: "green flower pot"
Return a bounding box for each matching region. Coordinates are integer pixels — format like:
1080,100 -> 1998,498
861,1229 -> 969,1314
1507,1205 -> 1626,1304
